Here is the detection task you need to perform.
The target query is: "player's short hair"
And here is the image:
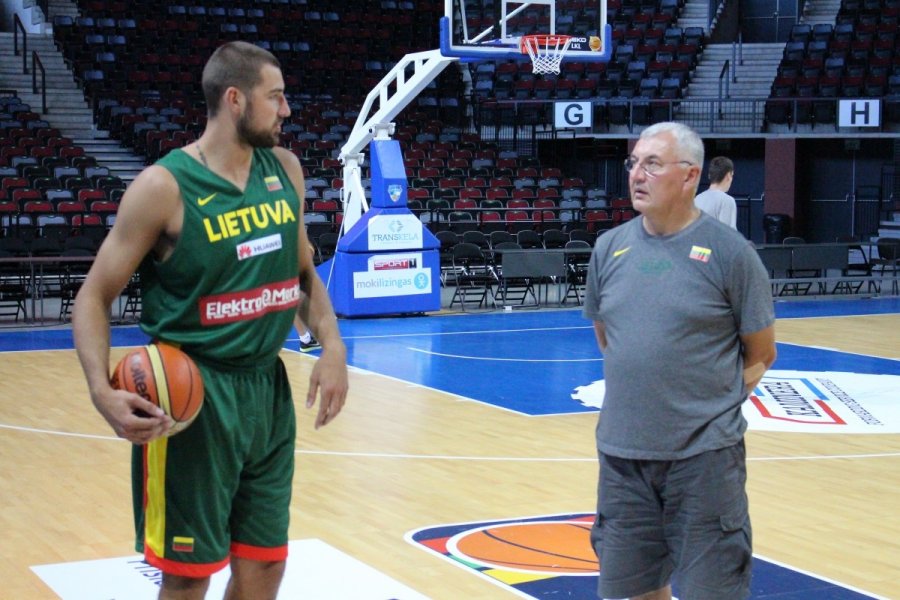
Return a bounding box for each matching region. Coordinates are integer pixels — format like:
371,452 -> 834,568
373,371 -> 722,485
202,41 -> 282,117
707,156 -> 735,184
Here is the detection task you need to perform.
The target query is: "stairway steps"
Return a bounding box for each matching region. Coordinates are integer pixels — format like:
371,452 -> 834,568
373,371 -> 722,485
675,0 -> 709,31
8,100 -> 89,110
693,70 -> 782,76
685,42 -> 783,105
0,28 -> 145,182
11,90 -> 87,100
679,38 -> 787,131
692,76 -> 781,82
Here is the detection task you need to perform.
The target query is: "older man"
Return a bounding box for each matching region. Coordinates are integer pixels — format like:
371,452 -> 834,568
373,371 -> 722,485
582,122 -> 776,600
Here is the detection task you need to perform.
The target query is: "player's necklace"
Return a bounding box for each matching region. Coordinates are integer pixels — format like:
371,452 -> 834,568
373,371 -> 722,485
197,143 -> 209,169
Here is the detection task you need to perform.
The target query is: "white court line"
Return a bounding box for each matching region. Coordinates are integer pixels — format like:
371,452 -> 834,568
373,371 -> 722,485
406,347 -> 602,362
296,449 -> 900,462
0,423 -> 122,441
2,424 -> 899,463
287,345 -> 551,417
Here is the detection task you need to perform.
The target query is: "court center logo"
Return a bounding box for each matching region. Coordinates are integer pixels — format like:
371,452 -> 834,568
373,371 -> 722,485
571,370 -> 900,434
407,513 -> 598,599
407,514 -> 876,599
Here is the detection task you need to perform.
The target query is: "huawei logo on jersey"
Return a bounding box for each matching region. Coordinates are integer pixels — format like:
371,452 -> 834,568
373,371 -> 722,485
199,278 -> 300,325
236,233 -> 283,261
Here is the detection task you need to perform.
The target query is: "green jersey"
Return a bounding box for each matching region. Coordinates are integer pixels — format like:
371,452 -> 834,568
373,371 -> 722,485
140,148 -> 301,367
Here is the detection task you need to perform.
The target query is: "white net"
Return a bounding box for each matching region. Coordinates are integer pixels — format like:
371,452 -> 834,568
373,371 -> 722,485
521,35 -> 573,75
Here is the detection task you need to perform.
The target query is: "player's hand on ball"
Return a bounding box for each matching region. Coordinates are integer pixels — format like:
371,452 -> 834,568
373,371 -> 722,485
92,387 -> 174,444
110,343 -> 204,437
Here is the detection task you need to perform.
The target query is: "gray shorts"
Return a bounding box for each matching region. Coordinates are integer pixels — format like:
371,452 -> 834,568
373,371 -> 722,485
592,441 -> 752,600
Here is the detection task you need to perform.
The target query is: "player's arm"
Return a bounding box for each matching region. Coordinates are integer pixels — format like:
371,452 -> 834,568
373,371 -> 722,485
72,166 -> 179,443
740,324 -> 776,395
275,147 -> 348,429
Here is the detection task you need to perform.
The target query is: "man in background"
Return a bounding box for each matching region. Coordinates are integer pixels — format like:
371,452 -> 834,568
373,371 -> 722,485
694,155 -> 737,229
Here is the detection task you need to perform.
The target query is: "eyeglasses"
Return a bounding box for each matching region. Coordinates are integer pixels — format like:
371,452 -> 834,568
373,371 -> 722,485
624,157 -> 695,176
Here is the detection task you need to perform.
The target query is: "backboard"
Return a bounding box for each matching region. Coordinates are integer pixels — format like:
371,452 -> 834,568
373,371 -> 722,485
440,0 -> 612,63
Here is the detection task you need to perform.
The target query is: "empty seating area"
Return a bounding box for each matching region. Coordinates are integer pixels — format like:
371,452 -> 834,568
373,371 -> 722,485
1,93 -> 118,323
436,226 -> 600,308
1,94 -> 125,256
402,142 -> 633,236
53,0 -> 458,161
766,0 -> 900,128
54,0 -> 444,98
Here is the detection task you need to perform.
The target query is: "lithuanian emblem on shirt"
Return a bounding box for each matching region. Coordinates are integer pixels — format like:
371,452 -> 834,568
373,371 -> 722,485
689,245 -> 711,263
265,175 -> 283,192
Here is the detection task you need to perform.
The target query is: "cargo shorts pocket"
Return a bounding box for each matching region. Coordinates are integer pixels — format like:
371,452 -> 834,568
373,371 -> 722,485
718,508 -> 752,582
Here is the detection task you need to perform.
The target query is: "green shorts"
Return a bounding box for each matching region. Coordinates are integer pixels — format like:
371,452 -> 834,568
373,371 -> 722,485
132,357 -> 296,578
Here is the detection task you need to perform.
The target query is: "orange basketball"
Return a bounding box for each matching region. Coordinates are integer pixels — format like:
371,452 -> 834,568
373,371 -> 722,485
111,343 -> 204,436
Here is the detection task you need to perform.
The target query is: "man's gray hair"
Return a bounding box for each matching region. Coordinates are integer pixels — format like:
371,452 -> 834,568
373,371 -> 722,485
640,122 -> 705,167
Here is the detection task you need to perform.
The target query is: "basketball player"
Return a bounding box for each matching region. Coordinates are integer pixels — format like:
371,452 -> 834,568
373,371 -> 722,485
693,155 -> 737,229
582,123 -> 776,600
73,41 -> 349,599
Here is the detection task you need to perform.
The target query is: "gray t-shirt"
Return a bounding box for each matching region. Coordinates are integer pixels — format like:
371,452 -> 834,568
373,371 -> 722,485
694,188 -> 737,229
582,213 -> 774,460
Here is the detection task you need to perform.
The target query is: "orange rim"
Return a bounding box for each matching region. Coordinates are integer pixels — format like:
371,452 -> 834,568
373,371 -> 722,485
519,34 -> 572,52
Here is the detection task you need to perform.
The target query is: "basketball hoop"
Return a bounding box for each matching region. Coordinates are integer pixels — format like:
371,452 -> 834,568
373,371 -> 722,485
519,34 -> 573,75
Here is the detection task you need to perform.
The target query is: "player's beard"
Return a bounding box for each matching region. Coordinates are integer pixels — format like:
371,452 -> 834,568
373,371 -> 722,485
236,101 -> 280,148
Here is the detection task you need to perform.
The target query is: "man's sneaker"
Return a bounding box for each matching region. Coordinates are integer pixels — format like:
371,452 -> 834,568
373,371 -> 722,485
299,336 -> 321,352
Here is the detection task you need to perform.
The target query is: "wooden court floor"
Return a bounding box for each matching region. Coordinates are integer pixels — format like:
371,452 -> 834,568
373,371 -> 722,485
1,303 -> 899,599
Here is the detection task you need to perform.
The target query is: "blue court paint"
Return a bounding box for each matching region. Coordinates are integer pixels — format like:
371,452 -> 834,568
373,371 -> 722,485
513,557 -> 881,599
329,300 -> 900,415
2,299 -> 897,416
771,297 -> 900,319
0,326 -> 149,352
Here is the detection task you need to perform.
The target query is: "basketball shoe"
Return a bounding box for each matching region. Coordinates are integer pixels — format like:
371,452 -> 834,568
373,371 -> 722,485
300,335 -> 321,352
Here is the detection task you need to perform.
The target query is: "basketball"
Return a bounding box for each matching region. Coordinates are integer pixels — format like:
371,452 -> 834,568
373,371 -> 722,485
111,343 -> 204,435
